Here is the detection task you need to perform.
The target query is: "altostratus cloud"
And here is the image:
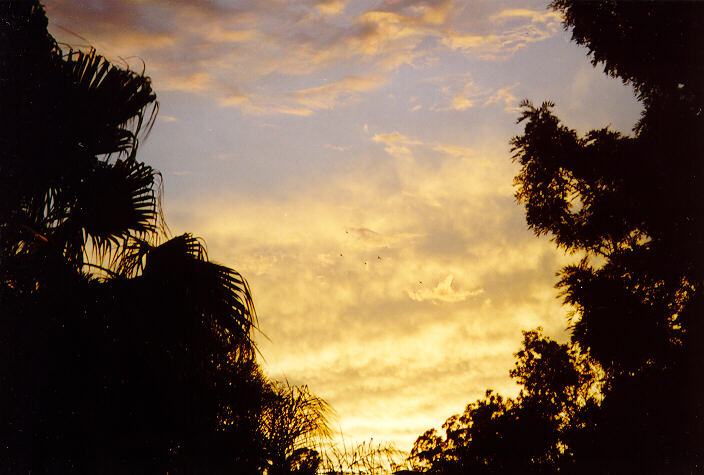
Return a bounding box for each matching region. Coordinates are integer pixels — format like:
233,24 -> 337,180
166,130 -> 572,450
45,0 -> 561,116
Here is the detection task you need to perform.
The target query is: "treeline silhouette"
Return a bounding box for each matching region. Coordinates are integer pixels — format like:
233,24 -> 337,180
408,1 -> 704,473
0,1 -> 342,473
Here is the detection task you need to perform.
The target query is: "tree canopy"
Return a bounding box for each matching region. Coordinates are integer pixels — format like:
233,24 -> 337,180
409,329 -> 593,473
410,1 -> 704,472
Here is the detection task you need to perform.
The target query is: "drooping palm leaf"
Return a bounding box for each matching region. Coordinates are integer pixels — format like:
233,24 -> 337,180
60,48 -> 158,160
142,233 -> 258,360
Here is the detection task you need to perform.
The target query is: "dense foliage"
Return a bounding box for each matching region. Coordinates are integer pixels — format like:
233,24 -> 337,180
409,330 -> 595,473
409,1 -> 704,472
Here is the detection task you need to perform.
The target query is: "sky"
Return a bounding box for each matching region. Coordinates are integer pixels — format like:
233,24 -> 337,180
44,0 -> 642,453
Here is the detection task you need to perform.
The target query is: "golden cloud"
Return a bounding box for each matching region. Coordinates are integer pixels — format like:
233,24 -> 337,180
157,71 -> 212,92
165,131 -> 572,449
433,73 -> 520,113
219,92 -> 315,116
291,76 -> 382,110
408,274 -> 484,303
205,27 -> 257,43
449,77 -> 488,110
491,8 -> 562,24
484,83 -> 520,113
443,8 -> 561,60
372,132 -> 422,158
315,0 -> 347,16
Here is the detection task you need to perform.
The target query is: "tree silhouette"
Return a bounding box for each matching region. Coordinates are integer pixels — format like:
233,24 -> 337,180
410,1 -> 704,472
0,1 -> 273,471
409,329 -> 592,473
511,1 -> 703,470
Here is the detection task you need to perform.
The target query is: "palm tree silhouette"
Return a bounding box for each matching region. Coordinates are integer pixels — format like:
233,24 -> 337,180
1,1 -> 259,470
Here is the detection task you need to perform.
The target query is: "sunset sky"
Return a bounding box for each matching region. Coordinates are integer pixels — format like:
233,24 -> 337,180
44,0 -> 642,452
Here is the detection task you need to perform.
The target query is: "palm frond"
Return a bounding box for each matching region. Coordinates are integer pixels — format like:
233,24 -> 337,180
1,41 -> 160,270
112,235 -> 153,278
60,48 -> 158,160
262,381 -> 334,471
67,158 -> 158,267
143,234 -> 257,359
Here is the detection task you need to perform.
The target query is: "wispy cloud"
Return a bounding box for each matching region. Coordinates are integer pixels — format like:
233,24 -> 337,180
491,8 -> 561,24
443,7 -> 561,59
326,144 -> 350,152
290,76 -> 382,111
372,132 -> 422,158
434,73 -> 520,113
158,71 -> 212,92
45,0 -> 560,116
409,274 -> 484,303
219,91 -> 315,116
449,77 -> 488,110
484,83 -> 520,113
